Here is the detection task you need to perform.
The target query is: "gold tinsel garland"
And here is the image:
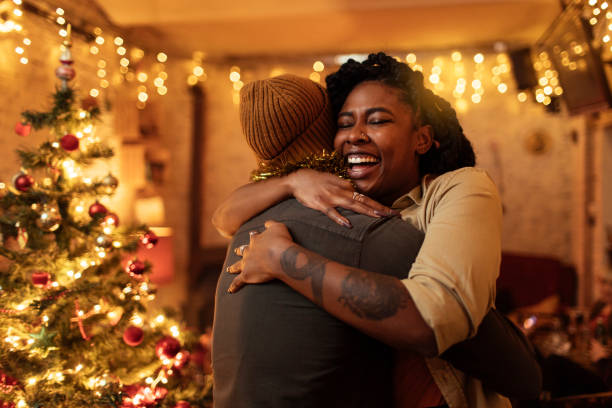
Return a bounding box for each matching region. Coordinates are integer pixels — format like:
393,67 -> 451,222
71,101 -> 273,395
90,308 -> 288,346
251,150 -> 349,182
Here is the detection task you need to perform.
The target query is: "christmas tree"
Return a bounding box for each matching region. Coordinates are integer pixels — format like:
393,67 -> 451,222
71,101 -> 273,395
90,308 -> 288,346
0,32 -> 211,408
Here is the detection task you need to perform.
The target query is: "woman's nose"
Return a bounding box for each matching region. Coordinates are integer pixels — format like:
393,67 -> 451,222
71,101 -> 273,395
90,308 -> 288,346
346,127 -> 371,144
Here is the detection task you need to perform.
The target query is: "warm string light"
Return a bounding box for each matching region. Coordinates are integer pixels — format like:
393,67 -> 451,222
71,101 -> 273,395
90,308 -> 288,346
532,50 -> 563,106
229,66 -> 242,105
0,0 -> 23,33
2,0 -> 29,63
309,60 -> 324,83
187,51 -> 206,86
401,50 -> 514,113
6,2 -> 562,120
586,0 -> 612,54
55,7 -> 67,39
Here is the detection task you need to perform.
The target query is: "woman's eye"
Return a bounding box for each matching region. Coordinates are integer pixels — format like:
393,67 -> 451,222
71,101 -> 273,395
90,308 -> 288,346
337,122 -> 353,129
369,119 -> 391,125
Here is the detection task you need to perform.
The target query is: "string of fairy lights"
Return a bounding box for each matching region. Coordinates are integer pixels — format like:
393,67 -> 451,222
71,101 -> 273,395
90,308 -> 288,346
1,0 -> 607,113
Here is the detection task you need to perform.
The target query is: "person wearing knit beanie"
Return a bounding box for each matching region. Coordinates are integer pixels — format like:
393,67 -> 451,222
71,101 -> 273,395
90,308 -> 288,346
239,74 -> 336,167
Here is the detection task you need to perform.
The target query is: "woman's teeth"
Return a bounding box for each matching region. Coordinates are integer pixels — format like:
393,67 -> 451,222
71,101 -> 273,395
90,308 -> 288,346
347,154 -> 380,165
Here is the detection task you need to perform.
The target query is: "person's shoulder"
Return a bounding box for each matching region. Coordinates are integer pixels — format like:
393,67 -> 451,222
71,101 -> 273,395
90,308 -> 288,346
366,215 -> 424,242
237,198 -> 305,233
428,166 -> 498,195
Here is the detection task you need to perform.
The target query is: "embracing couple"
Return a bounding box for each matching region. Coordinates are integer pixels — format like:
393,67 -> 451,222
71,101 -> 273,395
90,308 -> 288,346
211,52 -> 541,408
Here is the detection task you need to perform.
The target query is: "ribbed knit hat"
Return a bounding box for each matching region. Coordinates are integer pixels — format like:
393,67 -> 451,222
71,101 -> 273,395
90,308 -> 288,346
240,74 -> 336,166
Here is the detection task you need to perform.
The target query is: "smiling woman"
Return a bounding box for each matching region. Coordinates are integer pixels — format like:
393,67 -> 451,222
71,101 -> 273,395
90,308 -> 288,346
334,81 -> 432,205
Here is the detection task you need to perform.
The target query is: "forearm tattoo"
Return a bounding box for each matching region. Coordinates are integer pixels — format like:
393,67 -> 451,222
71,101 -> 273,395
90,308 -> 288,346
279,246 -> 327,305
338,269 -> 409,320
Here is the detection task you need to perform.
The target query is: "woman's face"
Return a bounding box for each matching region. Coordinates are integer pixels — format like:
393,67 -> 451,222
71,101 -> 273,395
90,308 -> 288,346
333,81 -> 431,205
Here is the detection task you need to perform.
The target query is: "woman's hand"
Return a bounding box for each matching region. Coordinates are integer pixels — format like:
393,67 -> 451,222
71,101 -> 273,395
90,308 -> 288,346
287,169 -> 396,228
227,221 -> 294,293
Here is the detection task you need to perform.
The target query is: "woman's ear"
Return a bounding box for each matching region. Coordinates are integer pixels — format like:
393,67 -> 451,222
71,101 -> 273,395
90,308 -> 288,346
415,124 -> 434,155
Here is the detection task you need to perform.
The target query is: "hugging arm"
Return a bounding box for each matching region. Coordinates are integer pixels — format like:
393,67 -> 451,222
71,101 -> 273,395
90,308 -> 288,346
212,169 -> 394,237
212,176 -> 294,238
227,221 -> 438,357
442,309 -> 542,399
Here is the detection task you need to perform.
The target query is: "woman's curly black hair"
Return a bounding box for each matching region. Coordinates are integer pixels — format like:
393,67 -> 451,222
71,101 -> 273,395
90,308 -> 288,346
325,52 -> 475,176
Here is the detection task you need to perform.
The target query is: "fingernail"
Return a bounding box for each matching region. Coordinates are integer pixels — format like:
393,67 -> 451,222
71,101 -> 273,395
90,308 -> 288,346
388,209 -> 400,215
226,266 -> 231,273
373,210 -> 386,217
227,287 -> 233,294
341,220 -> 352,228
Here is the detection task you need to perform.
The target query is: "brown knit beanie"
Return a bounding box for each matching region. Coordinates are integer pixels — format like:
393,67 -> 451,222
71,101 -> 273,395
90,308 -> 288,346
240,74 -> 336,167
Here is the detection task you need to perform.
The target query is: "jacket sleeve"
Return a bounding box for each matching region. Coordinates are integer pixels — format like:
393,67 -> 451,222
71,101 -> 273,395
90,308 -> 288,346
401,168 -> 503,353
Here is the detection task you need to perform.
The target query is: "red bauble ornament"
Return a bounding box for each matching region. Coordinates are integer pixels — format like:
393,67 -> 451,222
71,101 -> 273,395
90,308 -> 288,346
81,96 -> 98,111
88,202 -> 108,218
14,122 -> 31,137
122,384 -> 167,408
155,336 -> 181,361
13,173 -> 34,192
141,230 -> 158,249
123,326 -> 144,347
173,350 -> 190,370
103,213 -> 120,227
126,259 -> 146,277
31,271 -> 50,288
60,134 -> 79,151
0,371 -> 19,393
173,401 -> 191,408
55,64 -> 75,81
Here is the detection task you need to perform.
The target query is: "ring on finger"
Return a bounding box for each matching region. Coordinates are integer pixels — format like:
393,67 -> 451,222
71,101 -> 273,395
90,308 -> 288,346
234,244 -> 248,256
352,191 -> 364,201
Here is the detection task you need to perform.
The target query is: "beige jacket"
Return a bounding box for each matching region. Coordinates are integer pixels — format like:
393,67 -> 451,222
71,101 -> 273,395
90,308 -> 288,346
393,167 -> 510,408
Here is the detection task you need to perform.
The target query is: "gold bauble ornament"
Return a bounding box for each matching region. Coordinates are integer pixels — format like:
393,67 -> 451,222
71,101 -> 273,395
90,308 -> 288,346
95,234 -> 113,249
98,174 -> 119,194
36,205 -> 62,232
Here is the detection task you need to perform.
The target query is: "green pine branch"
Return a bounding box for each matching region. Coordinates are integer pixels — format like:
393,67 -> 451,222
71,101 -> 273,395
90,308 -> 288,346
16,142 -> 113,171
21,87 -> 100,133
